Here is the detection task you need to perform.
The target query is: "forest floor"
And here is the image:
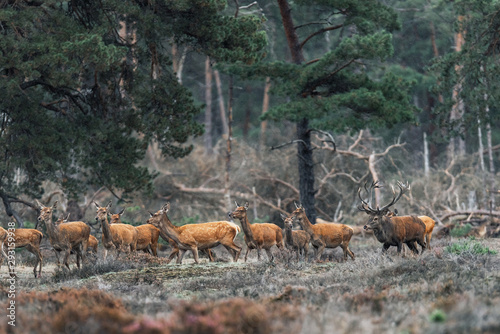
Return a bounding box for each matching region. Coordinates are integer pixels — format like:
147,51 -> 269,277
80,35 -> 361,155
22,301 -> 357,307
1,235 -> 499,334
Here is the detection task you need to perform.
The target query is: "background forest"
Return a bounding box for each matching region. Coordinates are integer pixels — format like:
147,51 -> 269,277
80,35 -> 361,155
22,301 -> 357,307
1,0 -> 499,230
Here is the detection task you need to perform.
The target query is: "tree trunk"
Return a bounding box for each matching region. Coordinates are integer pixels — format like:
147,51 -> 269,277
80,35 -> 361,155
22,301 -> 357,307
423,132 -> 430,177
213,69 -> 228,137
448,15 -> 466,162
260,77 -> 271,150
204,56 -> 213,155
277,0 -> 316,222
224,76 -> 234,211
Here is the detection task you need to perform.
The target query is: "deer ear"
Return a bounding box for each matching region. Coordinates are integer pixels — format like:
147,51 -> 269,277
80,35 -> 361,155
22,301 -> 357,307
65,213 -> 71,221
165,202 -> 170,213
149,211 -> 154,217
244,202 -> 249,210
280,213 -> 287,221
394,208 -> 398,215
106,201 -> 112,209
35,199 -> 43,209
93,201 -> 100,209
119,208 -> 125,215
235,201 -> 239,208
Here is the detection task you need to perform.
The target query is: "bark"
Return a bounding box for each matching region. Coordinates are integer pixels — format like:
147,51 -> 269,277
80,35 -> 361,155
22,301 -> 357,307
423,132 -> 430,177
213,69 -> 229,136
260,77 -> 271,149
277,0 -> 316,223
204,57 -> 213,155
224,76 -> 234,212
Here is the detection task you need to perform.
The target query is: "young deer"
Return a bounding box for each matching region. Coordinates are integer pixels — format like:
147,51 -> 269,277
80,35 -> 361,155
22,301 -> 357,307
229,202 -> 284,262
94,201 -> 138,260
55,214 -> 98,256
109,208 -> 160,257
290,203 -> 355,262
280,214 -> 310,261
0,225 -> 43,278
147,203 -> 241,264
359,181 -> 426,255
37,200 -> 90,270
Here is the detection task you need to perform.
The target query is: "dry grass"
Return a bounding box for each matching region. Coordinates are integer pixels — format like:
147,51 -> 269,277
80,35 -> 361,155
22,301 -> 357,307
1,236 -> 499,333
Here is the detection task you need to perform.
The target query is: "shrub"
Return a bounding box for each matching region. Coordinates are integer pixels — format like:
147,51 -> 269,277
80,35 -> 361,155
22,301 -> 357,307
429,309 -> 447,323
446,237 -> 498,255
450,223 -> 472,238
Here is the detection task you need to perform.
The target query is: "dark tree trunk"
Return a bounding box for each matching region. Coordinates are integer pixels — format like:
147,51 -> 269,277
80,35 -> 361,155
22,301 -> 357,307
297,118 -> 317,223
277,0 -> 316,223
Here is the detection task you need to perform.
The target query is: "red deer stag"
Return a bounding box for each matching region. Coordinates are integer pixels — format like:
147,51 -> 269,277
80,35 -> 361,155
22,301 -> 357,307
289,204 -> 355,262
94,201 -> 138,260
358,181 -> 426,255
387,209 -> 436,251
146,203 -> 241,264
228,202 -> 284,262
0,225 -> 43,278
109,209 -> 160,257
37,200 -> 90,270
280,214 -> 310,261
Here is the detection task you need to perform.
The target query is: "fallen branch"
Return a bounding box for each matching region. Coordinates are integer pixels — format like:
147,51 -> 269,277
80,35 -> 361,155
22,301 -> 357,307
439,209 -> 500,222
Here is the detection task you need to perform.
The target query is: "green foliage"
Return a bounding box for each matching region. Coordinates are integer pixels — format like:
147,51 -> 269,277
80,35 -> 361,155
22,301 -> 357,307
0,1 -> 266,204
429,309 -> 447,323
449,223 -> 473,238
446,237 -> 498,255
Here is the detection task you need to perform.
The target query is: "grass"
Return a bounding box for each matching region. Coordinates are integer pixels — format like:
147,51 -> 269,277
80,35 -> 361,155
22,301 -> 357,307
450,223 -> 473,238
1,237 -> 499,333
446,237 -> 498,255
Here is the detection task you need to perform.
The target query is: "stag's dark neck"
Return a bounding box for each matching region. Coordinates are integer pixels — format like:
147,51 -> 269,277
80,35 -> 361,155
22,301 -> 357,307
373,216 -> 394,242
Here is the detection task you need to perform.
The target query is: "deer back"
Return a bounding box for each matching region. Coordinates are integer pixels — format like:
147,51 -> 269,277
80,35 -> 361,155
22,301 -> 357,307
58,222 -> 91,247
311,223 -> 353,247
418,216 -> 435,235
248,223 -> 283,247
389,216 -> 426,242
11,229 -> 43,248
109,223 -> 138,245
136,224 -> 160,249
177,221 -> 239,248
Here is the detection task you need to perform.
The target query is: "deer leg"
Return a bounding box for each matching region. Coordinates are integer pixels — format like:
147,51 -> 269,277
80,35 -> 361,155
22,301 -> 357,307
206,249 -> 215,262
347,247 -> 355,260
54,249 -> 61,266
244,248 -> 250,262
265,248 -> 274,262
426,233 -> 432,251
177,249 -> 187,264
417,238 -> 426,254
315,241 -> 325,261
382,243 -> 391,254
191,247 -> 199,264
406,241 -> 419,255
103,248 -> 108,261
167,248 -> 179,263
151,242 -> 158,257
63,249 -> 71,270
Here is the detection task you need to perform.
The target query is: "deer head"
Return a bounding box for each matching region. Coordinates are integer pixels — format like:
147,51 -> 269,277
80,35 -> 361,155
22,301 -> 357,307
54,213 -> 71,226
94,200 -> 112,222
358,181 -> 409,230
109,208 -> 125,224
280,213 -> 293,230
289,202 -> 305,224
37,200 -> 58,223
228,201 -> 249,220
146,202 -> 170,228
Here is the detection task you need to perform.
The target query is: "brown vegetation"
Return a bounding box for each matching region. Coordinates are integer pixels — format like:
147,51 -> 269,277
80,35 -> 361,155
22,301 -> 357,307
229,202 -> 285,262
94,201 -> 138,260
289,204 -> 355,261
147,202 -> 242,264
37,200 -> 90,270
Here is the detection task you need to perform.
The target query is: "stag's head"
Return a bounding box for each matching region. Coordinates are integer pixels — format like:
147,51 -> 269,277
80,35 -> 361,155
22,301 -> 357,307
228,202 -> 248,220
94,200 -> 112,222
146,202 -> 170,228
280,213 -> 293,230
36,200 -> 57,223
358,181 -> 409,231
109,208 -> 125,224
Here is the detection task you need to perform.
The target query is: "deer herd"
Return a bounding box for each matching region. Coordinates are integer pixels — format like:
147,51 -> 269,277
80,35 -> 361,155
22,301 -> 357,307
0,181 -> 437,278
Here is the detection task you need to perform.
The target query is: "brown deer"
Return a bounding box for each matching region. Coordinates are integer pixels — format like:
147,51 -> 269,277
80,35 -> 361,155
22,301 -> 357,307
109,208 -> 160,257
94,201 -> 138,260
56,213 -> 99,256
289,203 -> 355,262
228,202 -> 284,262
0,225 -> 43,278
358,181 -> 426,255
387,210 -> 435,250
280,214 -> 310,261
37,200 -> 90,270
146,202 -> 241,264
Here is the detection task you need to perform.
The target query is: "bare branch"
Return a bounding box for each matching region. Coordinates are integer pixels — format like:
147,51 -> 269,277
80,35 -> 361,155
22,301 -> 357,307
300,24 -> 343,49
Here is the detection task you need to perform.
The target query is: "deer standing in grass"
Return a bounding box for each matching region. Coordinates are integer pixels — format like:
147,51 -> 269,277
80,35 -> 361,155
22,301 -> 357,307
387,209 -> 436,251
289,203 -> 355,262
55,214 -> 99,256
146,202 -> 241,264
109,209 -> 160,257
0,225 -> 43,278
358,181 -> 426,255
280,214 -> 310,261
228,202 -> 284,262
37,200 -> 90,270
94,201 -> 138,260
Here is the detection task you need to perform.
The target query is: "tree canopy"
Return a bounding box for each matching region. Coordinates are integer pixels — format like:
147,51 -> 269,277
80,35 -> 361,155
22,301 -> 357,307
0,0 -> 266,223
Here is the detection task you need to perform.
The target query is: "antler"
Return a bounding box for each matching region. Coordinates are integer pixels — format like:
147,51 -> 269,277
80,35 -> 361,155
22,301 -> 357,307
357,181 -> 380,213
378,181 -> 410,212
